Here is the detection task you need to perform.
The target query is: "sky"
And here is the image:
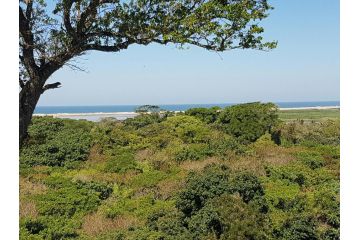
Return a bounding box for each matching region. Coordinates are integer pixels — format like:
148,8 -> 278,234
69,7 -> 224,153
38,0 -> 340,106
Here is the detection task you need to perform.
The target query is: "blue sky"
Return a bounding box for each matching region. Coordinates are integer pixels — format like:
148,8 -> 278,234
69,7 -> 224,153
38,0 -> 339,106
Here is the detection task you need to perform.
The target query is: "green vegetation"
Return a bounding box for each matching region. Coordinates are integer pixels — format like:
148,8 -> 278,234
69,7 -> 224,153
20,103 -> 339,239
19,0 -> 277,145
278,109 -> 340,122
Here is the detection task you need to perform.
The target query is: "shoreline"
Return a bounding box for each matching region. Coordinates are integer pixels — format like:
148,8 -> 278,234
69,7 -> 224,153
33,106 -> 340,118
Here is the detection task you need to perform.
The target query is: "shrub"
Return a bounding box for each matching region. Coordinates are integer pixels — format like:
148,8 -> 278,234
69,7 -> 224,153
161,115 -> 213,144
147,210 -> 193,239
185,107 -> 221,124
38,177 -> 111,215
188,195 -> 270,239
230,172 -> 264,203
104,150 -> 140,174
176,166 -> 265,218
20,117 -> 93,167
174,144 -> 213,162
274,215 -> 318,240
124,113 -> 163,129
296,151 -> 325,170
280,119 -> 340,146
217,102 -> 279,144
176,165 -> 230,217
314,183 -> 340,228
263,179 -> 301,212
21,217 -> 80,239
208,137 -> 246,157
135,105 -> 162,113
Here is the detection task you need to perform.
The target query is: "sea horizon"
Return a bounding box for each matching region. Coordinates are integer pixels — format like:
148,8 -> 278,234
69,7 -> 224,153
35,101 -> 340,114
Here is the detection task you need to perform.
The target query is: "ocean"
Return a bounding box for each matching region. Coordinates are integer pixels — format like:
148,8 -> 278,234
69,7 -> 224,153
34,101 -> 340,114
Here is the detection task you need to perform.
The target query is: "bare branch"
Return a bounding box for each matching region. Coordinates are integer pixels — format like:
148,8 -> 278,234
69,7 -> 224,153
42,82 -> 62,93
64,62 -> 88,72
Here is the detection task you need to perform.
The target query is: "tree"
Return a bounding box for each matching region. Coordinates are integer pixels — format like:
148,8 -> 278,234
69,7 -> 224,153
185,106 -> 221,124
19,0 -> 277,145
135,105 -> 162,113
217,102 -> 279,143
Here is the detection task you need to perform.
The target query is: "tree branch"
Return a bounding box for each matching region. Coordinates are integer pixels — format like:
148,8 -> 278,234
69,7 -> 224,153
19,5 -> 39,77
63,0 -> 76,37
42,82 -> 62,93
19,79 -> 26,89
84,41 -> 131,52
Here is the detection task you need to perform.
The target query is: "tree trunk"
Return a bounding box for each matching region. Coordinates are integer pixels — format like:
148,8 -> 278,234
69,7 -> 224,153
19,79 -> 44,146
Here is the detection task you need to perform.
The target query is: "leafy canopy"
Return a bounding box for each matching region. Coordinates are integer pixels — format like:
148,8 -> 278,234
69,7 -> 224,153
19,0 -> 276,82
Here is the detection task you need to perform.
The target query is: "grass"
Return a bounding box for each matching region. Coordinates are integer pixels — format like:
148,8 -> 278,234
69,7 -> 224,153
278,109 -> 340,121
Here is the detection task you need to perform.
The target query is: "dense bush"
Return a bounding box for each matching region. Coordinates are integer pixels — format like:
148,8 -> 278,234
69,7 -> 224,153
217,102 -> 279,144
185,107 -> 221,124
176,165 -> 230,217
37,178 -> 111,218
20,177 -> 112,239
274,215 -> 318,240
19,107 -> 340,240
280,119 -> 340,146
174,144 -> 214,162
189,194 -> 270,239
20,117 -> 93,167
124,113 -> 164,129
230,172 -> 265,203
161,115 -> 213,144
21,217 -> 80,239
176,165 -> 265,218
104,150 -> 141,173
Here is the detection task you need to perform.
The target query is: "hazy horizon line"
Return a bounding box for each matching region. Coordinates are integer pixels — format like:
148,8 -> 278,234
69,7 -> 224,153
37,100 -> 340,108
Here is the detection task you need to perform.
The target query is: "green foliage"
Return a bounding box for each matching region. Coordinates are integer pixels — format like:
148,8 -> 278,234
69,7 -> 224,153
230,172 -> 265,203
272,163 -> 336,188
21,176 -> 112,239
147,210 -> 192,239
104,150 -> 140,174
20,0 -> 277,82
21,216 -> 80,240
102,193 -> 175,220
174,144 -> 213,162
176,165 -> 230,217
124,113 -> 164,129
131,171 -> 166,188
217,102 -> 279,144
314,183 -> 340,228
176,165 -> 265,218
280,119 -> 340,146
296,151 -> 325,170
208,137 -> 247,157
20,117 -> 93,167
189,195 -> 270,240
162,115 -> 213,144
19,105 -> 339,240
135,105 -> 162,113
278,109 -> 340,122
37,177 -> 110,218
274,215 -> 318,240
185,107 -> 220,124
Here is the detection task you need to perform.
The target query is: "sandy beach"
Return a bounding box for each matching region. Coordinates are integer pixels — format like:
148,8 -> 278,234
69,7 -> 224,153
33,106 -> 340,122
